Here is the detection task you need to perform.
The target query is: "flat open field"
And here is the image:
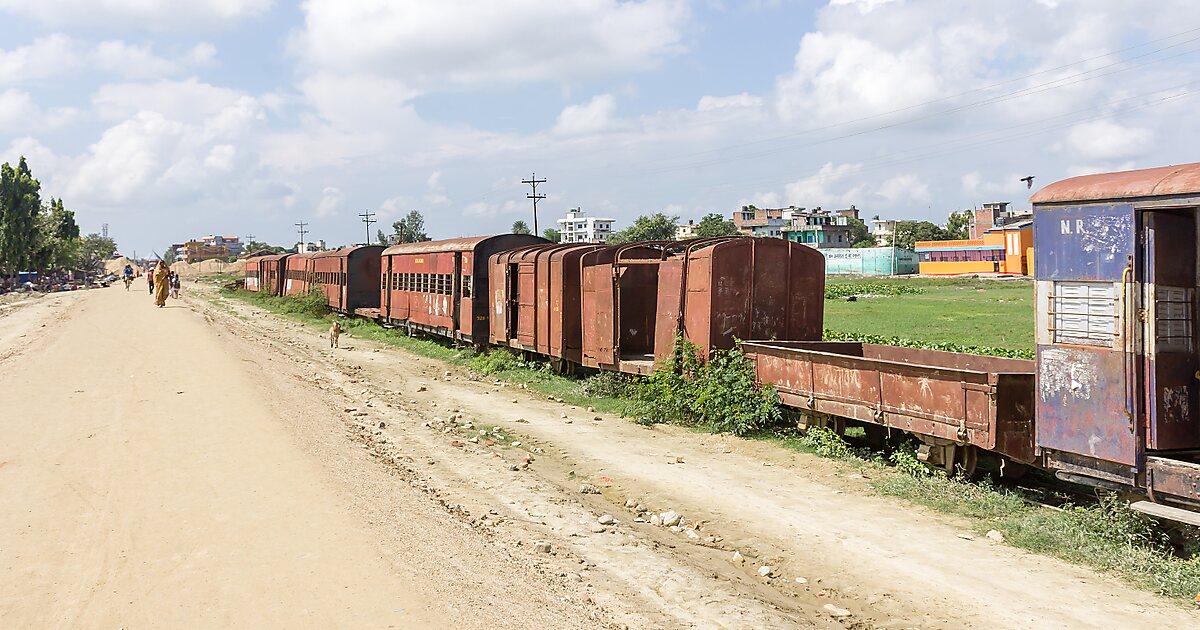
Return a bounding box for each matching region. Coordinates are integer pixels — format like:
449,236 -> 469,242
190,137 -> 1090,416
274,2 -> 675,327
824,276 -> 1035,353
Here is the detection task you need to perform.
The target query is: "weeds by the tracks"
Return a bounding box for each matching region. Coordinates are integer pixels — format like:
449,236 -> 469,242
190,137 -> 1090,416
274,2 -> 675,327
214,282 -> 1200,601
766,426 -> 1200,599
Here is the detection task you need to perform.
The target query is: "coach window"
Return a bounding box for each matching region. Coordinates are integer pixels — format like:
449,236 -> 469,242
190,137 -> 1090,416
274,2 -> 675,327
461,275 -> 472,298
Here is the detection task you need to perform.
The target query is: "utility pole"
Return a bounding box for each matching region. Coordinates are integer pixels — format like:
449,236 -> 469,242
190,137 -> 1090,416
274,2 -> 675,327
522,173 -> 547,235
359,210 -> 376,246
295,221 -> 309,252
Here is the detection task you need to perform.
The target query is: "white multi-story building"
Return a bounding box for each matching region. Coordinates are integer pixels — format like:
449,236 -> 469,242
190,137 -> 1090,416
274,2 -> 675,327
557,208 -> 615,243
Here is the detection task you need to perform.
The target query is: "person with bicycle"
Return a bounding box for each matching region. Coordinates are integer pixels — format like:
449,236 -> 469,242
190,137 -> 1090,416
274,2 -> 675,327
123,264 -> 134,290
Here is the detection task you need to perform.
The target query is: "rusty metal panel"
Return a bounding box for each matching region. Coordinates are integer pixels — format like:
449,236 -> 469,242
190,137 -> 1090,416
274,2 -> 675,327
746,341 -> 1037,463
1147,456 -> 1200,502
548,245 -> 600,363
516,256 -> 537,347
487,252 -> 509,346
581,249 -> 615,368
1034,204 -> 1133,282
1037,345 -> 1136,465
653,257 -> 683,361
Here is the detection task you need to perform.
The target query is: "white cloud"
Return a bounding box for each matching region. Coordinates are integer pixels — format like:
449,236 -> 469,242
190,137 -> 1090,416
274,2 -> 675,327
291,0 -> 689,90
0,35 -> 210,85
1065,120 -> 1153,160
876,173 -> 930,205
92,78 -> 250,122
697,93 -> 763,112
0,89 -> 40,128
0,0 -> 272,29
315,186 -> 342,217
553,94 -> 617,136
424,171 -> 448,206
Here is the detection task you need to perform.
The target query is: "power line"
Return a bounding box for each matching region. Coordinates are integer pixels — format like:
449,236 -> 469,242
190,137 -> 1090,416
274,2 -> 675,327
521,173 -> 547,234
359,210 -> 376,245
295,221 -> 309,252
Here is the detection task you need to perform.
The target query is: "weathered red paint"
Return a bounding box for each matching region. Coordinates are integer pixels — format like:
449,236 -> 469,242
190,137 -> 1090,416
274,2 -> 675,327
256,253 -> 291,296
381,235 -> 546,343
746,341 -> 1037,463
283,252 -> 318,296
310,246 -> 384,313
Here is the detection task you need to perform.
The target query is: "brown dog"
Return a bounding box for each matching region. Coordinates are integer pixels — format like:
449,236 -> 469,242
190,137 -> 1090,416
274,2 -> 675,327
329,320 -> 342,348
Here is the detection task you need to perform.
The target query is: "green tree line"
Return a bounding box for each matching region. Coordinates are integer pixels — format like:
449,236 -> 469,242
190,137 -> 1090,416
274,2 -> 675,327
0,156 -> 114,279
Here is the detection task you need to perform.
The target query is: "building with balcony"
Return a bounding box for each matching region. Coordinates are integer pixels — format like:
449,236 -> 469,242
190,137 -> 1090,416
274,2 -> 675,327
732,206 -> 787,237
558,208 -> 614,243
781,208 -> 854,249
676,219 -> 698,240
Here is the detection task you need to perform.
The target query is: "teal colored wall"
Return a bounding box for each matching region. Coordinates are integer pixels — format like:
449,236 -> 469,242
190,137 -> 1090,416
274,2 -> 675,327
820,247 -> 917,275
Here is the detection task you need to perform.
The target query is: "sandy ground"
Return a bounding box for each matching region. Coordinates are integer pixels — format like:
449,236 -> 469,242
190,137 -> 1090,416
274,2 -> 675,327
2,284 -> 1198,629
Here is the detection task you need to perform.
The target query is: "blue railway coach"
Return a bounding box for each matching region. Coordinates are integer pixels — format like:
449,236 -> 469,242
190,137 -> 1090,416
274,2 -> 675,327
1033,162 -> 1200,521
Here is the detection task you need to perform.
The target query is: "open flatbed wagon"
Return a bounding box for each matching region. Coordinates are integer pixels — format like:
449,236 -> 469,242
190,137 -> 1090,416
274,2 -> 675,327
745,340 -> 1036,476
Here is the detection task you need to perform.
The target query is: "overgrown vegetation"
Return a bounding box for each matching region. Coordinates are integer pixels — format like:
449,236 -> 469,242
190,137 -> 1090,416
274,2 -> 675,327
626,338 -> 781,436
770,427 -> 1200,599
217,282 -> 1200,601
824,282 -> 924,299
823,329 -> 1035,360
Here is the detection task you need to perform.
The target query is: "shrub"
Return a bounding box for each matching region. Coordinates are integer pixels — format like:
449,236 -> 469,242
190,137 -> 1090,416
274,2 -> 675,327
626,337 -> 782,436
825,283 -> 924,299
580,371 -> 637,398
823,329 -> 1034,360
468,348 -> 526,375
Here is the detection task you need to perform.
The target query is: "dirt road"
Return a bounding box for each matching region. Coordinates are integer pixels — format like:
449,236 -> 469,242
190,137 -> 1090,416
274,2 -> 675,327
0,288 -> 601,628
2,285 -> 1197,629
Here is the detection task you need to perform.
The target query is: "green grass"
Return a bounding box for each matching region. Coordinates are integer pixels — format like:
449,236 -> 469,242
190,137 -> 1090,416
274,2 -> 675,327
824,276 -> 1034,353
213,280 -> 1200,602
759,427 -> 1200,600
215,285 -> 628,414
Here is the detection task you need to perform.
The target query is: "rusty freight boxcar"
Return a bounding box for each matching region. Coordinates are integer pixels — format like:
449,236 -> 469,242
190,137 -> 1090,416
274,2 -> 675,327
283,252 -> 317,297
580,238 -> 825,374
251,253 -> 290,296
746,341 -> 1036,476
310,246 -> 384,314
244,255 -> 263,291
381,235 -> 546,343
1031,162 -> 1200,523
488,243 -> 604,370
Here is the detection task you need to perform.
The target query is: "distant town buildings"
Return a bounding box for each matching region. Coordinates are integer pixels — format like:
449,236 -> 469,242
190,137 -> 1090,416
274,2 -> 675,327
294,239 -> 327,253
870,218 -> 899,246
558,208 -> 614,243
170,235 -> 244,263
916,218 -> 1033,275
970,202 -> 1031,239
675,219 -> 698,240
733,205 -> 856,248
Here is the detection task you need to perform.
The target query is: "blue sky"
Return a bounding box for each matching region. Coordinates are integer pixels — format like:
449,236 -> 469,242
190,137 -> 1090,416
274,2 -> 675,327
1,0 -> 1199,256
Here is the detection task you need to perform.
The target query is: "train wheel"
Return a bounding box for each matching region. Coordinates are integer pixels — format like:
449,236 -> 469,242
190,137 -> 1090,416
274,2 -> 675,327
953,445 -> 980,479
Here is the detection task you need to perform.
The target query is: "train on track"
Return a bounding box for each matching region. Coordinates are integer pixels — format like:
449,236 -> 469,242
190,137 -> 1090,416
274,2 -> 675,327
244,162 -> 1200,525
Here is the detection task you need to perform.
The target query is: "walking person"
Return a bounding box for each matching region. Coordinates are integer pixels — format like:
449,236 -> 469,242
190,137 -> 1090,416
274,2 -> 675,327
169,272 -> 180,299
147,269 -> 154,295
153,261 -> 170,307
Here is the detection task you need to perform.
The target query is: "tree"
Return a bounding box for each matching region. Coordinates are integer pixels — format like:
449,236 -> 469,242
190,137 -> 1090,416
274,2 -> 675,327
244,240 -> 288,255
0,156 -> 42,277
163,247 -> 177,265
376,228 -> 389,245
693,213 -> 737,238
845,216 -> 874,247
511,220 -> 531,235
890,220 -> 947,250
607,212 -> 679,244
391,210 -> 429,243
31,198 -> 81,273
542,227 -> 561,243
945,210 -> 972,240
79,233 -> 117,272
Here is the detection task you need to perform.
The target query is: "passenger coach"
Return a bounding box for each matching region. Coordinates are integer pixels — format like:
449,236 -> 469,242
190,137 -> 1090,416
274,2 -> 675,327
380,235 -> 546,343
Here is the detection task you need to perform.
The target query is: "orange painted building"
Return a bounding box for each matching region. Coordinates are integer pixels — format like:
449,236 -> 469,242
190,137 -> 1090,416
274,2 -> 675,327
915,219 -> 1033,275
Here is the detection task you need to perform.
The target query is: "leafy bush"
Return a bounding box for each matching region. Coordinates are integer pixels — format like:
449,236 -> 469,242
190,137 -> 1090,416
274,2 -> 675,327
797,426 -> 859,459
580,371 -> 638,398
825,283 -> 924,299
626,338 -> 782,436
468,348 -> 527,375
823,329 -> 1034,360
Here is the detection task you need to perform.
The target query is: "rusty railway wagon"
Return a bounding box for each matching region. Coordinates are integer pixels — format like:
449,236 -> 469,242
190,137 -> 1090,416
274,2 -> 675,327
234,163 -> 1200,524
283,252 -> 318,297
380,235 -> 546,343
580,237 -> 825,374
244,253 -> 290,296
488,243 -> 605,372
309,246 -> 385,315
